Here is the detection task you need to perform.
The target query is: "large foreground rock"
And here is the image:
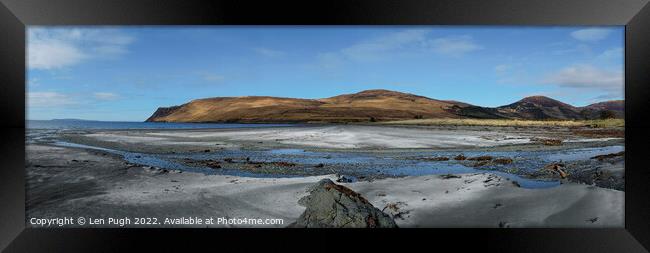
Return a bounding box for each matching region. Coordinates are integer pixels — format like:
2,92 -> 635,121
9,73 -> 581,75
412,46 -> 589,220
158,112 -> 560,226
289,179 -> 397,228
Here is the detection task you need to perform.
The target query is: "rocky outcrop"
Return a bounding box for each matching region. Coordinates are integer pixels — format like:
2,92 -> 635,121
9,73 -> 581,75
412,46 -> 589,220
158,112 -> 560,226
544,163 -> 568,179
145,105 -> 184,122
288,179 -> 397,228
591,151 -> 625,161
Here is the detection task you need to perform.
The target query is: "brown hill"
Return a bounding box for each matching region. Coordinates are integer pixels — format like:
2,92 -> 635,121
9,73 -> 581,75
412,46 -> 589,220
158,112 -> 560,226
445,96 -> 583,120
146,89 -> 468,123
428,96 -> 623,120
517,96 -> 578,109
584,100 -> 624,111
580,100 -> 624,119
146,90 -> 624,123
496,96 -> 584,120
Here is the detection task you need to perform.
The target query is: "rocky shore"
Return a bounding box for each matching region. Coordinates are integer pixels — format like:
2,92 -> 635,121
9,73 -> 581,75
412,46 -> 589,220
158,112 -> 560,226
26,143 -> 624,228
48,125 -> 625,190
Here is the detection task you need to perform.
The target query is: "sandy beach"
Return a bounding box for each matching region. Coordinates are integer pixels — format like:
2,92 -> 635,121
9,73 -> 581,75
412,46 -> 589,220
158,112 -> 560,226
59,124 -> 622,152
26,124 -> 625,228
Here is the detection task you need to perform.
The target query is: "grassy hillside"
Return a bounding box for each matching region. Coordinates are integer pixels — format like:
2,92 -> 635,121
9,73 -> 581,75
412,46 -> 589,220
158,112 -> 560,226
146,89 -> 624,124
146,90 -> 464,123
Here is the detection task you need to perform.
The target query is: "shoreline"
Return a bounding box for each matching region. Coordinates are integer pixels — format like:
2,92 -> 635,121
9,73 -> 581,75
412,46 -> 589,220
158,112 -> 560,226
26,123 -> 625,227
26,144 -> 624,228
31,124 -> 625,189
52,124 -> 623,152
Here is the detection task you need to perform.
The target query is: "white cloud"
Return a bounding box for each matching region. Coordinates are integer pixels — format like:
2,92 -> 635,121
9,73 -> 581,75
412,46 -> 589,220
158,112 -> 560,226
598,47 -> 623,60
27,91 -> 122,109
253,47 -> 286,57
27,92 -> 77,107
340,29 -> 430,61
570,28 -> 612,42
93,92 -> 119,101
28,40 -> 87,70
28,28 -> 134,70
317,30 -> 482,69
428,35 -> 482,57
543,65 -> 623,96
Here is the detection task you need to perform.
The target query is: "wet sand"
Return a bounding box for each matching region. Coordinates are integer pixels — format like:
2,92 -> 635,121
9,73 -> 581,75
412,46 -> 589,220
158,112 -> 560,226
26,141 -> 623,227
58,124 -> 624,154
52,125 -> 625,188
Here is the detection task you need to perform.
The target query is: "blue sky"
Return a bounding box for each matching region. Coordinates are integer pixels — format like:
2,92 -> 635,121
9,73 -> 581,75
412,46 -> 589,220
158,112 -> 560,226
27,26 -> 624,121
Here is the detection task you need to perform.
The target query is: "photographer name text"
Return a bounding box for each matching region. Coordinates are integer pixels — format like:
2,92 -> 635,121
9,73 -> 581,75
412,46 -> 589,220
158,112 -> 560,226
29,216 -> 284,227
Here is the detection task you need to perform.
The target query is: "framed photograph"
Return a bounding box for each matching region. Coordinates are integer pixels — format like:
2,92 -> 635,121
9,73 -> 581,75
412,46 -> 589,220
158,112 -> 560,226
1,0 -> 649,252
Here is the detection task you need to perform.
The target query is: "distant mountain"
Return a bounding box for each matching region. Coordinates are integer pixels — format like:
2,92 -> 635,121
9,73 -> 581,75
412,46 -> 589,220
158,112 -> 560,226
581,100 -> 624,119
146,90 -> 623,123
496,96 -> 584,120
448,96 -> 624,120
584,100 -> 624,111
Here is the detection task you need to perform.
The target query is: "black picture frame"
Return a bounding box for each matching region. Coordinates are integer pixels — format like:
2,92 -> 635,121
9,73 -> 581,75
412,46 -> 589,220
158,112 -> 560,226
1,0 -> 649,252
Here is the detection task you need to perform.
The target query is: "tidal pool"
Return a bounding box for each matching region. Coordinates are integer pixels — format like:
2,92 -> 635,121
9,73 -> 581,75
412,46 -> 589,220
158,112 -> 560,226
50,140 -> 628,189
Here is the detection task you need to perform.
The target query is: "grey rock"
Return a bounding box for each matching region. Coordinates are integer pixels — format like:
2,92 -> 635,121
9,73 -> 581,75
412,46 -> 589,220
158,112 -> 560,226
336,174 -> 354,183
288,179 -> 397,228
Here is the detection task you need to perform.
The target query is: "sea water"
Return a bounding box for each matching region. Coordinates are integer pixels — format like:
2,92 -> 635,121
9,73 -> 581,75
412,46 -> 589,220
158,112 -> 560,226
27,119 -> 295,130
